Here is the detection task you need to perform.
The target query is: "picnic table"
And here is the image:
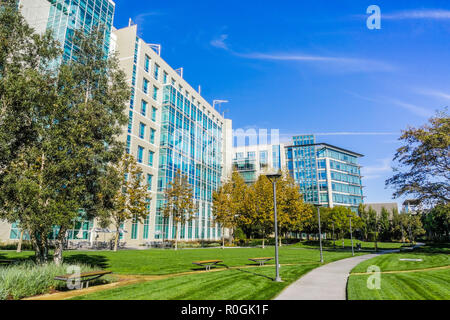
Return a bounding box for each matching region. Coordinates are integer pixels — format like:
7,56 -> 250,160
54,270 -> 112,289
192,260 -> 223,271
0,259 -> 14,265
248,257 -> 274,266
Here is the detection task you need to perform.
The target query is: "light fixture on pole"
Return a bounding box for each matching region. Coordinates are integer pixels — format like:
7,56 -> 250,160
264,171 -> 283,282
314,204 -> 324,263
347,214 -> 355,257
213,100 -> 229,116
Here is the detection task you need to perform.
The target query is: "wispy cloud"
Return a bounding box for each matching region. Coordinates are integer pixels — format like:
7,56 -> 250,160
315,132 -> 397,136
418,89 -> 450,100
389,99 -> 434,118
347,91 -> 434,118
383,9 -> 450,20
361,158 -> 392,180
209,35 -> 394,72
133,11 -> 164,29
210,34 -> 229,50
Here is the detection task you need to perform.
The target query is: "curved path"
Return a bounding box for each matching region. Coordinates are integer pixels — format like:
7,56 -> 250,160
275,254 -> 378,300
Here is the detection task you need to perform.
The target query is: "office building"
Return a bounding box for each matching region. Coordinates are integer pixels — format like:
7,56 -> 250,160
112,24 -> 232,245
19,0 -> 115,61
285,135 -> 364,212
232,144 -> 286,184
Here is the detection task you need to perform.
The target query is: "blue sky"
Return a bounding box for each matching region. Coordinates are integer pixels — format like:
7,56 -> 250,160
114,0 -> 450,207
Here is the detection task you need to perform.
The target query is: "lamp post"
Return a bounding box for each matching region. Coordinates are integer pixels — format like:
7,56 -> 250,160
314,204 -> 324,263
264,171 -> 282,282
348,215 -> 354,257
332,221 -> 336,249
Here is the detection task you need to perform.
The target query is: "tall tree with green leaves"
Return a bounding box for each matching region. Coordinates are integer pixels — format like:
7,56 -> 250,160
0,5 -> 129,263
99,153 -> 149,252
422,203 -> 450,241
386,109 -> 450,206
212,180 -> 235,249
162,169 -> 196,250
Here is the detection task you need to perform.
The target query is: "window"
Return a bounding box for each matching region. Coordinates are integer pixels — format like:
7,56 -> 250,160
150,128 -> 156,144
152,86 -> 158,100
128,111 -> 133,133
163,72 -> 168,84
151,107 -> 157,122
154,64 -> 159,80
126,135 -> 131,154
148,151 -> 154,167
144,55 -> 150,73
139,122 -> 146,139
147,174 -> 153,191
137,146 -> 144,163
143,78 -> 149,94
141,100 -> 147,116
131,217 -> 138,239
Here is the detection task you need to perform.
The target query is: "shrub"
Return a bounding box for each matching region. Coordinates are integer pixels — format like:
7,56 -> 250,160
0,261 -> 111,300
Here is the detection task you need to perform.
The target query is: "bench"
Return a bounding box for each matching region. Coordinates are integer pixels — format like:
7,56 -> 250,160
192,260 -> 223,271
0,260 -> 14,265
248,257 -> 274,266
54,270 -> 112,289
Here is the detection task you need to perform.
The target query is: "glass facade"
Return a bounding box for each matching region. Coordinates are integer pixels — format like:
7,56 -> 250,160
44,0 -> 115,61
286,135 -> 364,212
155,84 -> 223,240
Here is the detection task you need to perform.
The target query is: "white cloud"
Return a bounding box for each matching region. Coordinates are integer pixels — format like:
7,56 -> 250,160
232,52 -> 394,72
389,99 -> 434,118
361,158 -> 392,180
210,34 -> 229,50
383,9 -> 450,20
418,89 -> 450,101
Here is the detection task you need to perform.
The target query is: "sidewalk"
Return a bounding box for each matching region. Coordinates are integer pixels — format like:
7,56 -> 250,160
275,254 -> 378,300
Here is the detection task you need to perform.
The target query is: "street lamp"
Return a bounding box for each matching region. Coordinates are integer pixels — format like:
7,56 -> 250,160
347,215 -> 355,257
314,204 -> 324,263
264,171 -> 283,282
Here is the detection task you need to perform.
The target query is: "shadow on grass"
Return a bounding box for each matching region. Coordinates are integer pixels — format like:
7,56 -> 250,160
234,267 -> 274,281
191,263 -> 229,272
64,254 -> 110,269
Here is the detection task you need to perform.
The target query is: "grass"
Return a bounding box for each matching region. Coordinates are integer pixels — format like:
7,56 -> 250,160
348,270 -> 450,300
1,246 -> 363,276
0,261 -> 112,300
70,264 -> 318,300
351,244 -> 450,273
292,239 -> 409,251
347,244 -> 450,300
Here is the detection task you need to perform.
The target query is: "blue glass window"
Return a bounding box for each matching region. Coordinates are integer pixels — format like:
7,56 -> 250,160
137,146 -> 144,163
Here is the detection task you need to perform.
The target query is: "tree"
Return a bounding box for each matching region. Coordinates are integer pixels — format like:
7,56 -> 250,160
277,172 -> 312,246
0,9 -> 129,264
248,174 -> 274,248
386,109 -> 450,206
422,203 -> 450,242
0,1 -> 60,263
212,181 -> 234,249
99,153 -> 149,251
162,169 -> 196,250
378,207 -> 391,241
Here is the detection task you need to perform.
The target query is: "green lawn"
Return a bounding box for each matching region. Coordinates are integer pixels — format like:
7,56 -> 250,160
0,246 -> 362,275
348,270 -> 450,300
292,239 -> 409,251
351,244 -> 450,273
348,244 -> 450,300
71,264 -> 318,300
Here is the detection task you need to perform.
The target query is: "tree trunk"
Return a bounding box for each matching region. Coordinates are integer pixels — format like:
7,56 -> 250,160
174,223 -> 179,251
32,231 -> 48,264
262,230 -> 265,249
114,229 -> 120,252
53,227 -> 66,265
222,227 -> 225,249
16,229 -> 24,253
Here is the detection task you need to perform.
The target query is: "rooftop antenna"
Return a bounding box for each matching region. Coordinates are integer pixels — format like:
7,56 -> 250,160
175,68 -> 183,78
128,18 -> 135,27
198,85 -> 201,95
149,44 -> 161,56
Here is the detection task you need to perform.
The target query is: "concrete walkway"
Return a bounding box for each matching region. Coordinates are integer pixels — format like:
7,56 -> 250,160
275,254 -> 378,300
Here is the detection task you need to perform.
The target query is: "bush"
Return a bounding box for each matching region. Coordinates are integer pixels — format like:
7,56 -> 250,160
0,262 -> 111,300
0,241 -> 34,251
